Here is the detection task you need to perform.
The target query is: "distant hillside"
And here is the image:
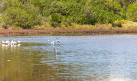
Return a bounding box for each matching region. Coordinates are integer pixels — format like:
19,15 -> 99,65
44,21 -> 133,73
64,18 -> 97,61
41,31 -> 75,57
0,0 -> 137,29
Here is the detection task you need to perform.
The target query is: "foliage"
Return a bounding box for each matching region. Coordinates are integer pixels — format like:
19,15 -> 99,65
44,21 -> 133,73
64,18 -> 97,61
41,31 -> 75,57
0,0 -> 137,29
51,13 -> 62,23
2,5 -> 41,29
112,21 -> 122,27
82,6 -> 96,25
127,2 -> 137,22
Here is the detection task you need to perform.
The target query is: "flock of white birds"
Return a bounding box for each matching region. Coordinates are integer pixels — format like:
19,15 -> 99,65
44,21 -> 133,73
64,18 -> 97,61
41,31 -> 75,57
0,40 -> 21,47
0,38 -> 60,57
0,37 -> 60,46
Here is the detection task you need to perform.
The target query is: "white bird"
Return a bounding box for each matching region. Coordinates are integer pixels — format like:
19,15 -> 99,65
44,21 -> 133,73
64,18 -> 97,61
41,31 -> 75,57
2,40 -> 6,44
13,44 -> 17,47
51,41 -> 54,45
18,44 -> 21,46
14,41 -> 17,44
2,44 -> 6,47
17,41 -> 21,44
10,40 -> 14,45
56,38 -> 60,43
5,41 -> 10,44
10,40 -> 17,45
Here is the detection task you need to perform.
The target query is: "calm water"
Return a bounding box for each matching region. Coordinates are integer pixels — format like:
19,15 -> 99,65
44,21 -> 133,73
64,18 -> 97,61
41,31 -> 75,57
0,35 -> 137,81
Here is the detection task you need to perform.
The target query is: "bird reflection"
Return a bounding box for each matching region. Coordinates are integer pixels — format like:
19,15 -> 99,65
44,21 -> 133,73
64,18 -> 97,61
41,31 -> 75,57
0,40 -> 21,53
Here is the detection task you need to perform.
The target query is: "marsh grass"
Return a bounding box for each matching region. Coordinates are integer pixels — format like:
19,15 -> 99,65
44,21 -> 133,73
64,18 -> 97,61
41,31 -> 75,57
1,20 -> 137,36
31,20 -> 137,30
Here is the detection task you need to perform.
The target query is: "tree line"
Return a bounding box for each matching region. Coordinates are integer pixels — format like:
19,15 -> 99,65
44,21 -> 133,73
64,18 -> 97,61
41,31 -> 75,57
0,0 -> 137,29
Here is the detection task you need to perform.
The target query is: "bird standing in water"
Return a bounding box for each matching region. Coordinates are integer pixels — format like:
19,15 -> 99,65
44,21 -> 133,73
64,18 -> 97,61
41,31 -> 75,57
56,38 -> 60,43
51,41 -> 54,45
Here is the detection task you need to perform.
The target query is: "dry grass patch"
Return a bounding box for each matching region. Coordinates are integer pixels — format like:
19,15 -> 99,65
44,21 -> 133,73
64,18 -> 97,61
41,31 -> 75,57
122,21 -> 137,29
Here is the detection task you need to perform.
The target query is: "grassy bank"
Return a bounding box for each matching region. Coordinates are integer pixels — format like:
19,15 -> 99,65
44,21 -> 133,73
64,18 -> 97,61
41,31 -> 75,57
1,28 -> 137,36
0,20 -> 137,36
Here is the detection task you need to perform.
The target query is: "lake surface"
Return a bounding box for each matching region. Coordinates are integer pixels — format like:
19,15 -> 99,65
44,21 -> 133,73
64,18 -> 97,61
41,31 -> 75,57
0,35 -> 137,81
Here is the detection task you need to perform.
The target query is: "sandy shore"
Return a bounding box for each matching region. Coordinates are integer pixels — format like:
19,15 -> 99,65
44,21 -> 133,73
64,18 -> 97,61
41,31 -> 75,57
0,29 -> 137,36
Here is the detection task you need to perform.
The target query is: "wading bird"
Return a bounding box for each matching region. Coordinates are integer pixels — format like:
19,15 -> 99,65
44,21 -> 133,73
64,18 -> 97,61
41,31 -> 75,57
56,38 -> 60,43
17,41 -> 21,44
51,41 -> 54,45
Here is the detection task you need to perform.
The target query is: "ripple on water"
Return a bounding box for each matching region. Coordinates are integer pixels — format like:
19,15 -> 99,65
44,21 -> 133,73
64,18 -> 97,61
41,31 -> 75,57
0,35 -> 137,81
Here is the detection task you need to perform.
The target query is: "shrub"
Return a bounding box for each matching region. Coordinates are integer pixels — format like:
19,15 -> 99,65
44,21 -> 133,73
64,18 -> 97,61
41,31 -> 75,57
87,0 -> 122,24
8,25 -> 22,30
32,25 -> 46,30
61,22 -> 71,27
60,22 -> 72,29
51,13 -> 62,23
82,6 -> 96,25
112,20 -> 122,27
112,20 -> 129,27
41,0 -> 83,23
93,8 -> 122,24
42,1 -> 67,17
51,22 -> 60,28
127,2 -> 137,22
2,6 -> 41,29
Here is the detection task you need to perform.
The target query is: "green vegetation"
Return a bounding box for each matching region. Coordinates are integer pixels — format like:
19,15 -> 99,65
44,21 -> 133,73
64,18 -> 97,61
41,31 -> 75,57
0,0 -> 137,29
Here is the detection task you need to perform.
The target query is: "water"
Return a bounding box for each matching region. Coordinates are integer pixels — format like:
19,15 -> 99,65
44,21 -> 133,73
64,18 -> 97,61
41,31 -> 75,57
0,35 -> 137,81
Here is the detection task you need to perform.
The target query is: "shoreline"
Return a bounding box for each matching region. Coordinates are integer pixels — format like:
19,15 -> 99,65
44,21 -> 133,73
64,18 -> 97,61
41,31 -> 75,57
1,29 -> 137,36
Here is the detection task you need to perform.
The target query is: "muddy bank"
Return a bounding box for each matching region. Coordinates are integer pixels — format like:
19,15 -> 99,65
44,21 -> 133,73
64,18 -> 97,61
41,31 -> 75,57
0,29 -> 137,36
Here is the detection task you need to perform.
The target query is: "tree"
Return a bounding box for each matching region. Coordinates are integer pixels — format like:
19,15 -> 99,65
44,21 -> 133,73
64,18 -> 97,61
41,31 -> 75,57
2,7 -> 41,29
127,2 -> 137,22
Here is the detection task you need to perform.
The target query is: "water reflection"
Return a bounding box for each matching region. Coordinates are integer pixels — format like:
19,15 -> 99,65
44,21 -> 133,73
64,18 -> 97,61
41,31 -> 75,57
0,42 -> 84,81
1,35 -> 137,81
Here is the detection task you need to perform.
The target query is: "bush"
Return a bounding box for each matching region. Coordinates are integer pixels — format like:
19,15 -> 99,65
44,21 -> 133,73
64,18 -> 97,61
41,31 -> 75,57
41,0 -> 84,23
51,22 -> 60,28
42,1 -> 67,17
61,22 -> 71,27
82,6 -> 96,25
8,25 -> 22,30
2,7 -> 41,29
112,20 -> 123,27
127,2 -> 137,22
93,7 -> 122,24
87,0 -> 122,24
51,13 -> 62,23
